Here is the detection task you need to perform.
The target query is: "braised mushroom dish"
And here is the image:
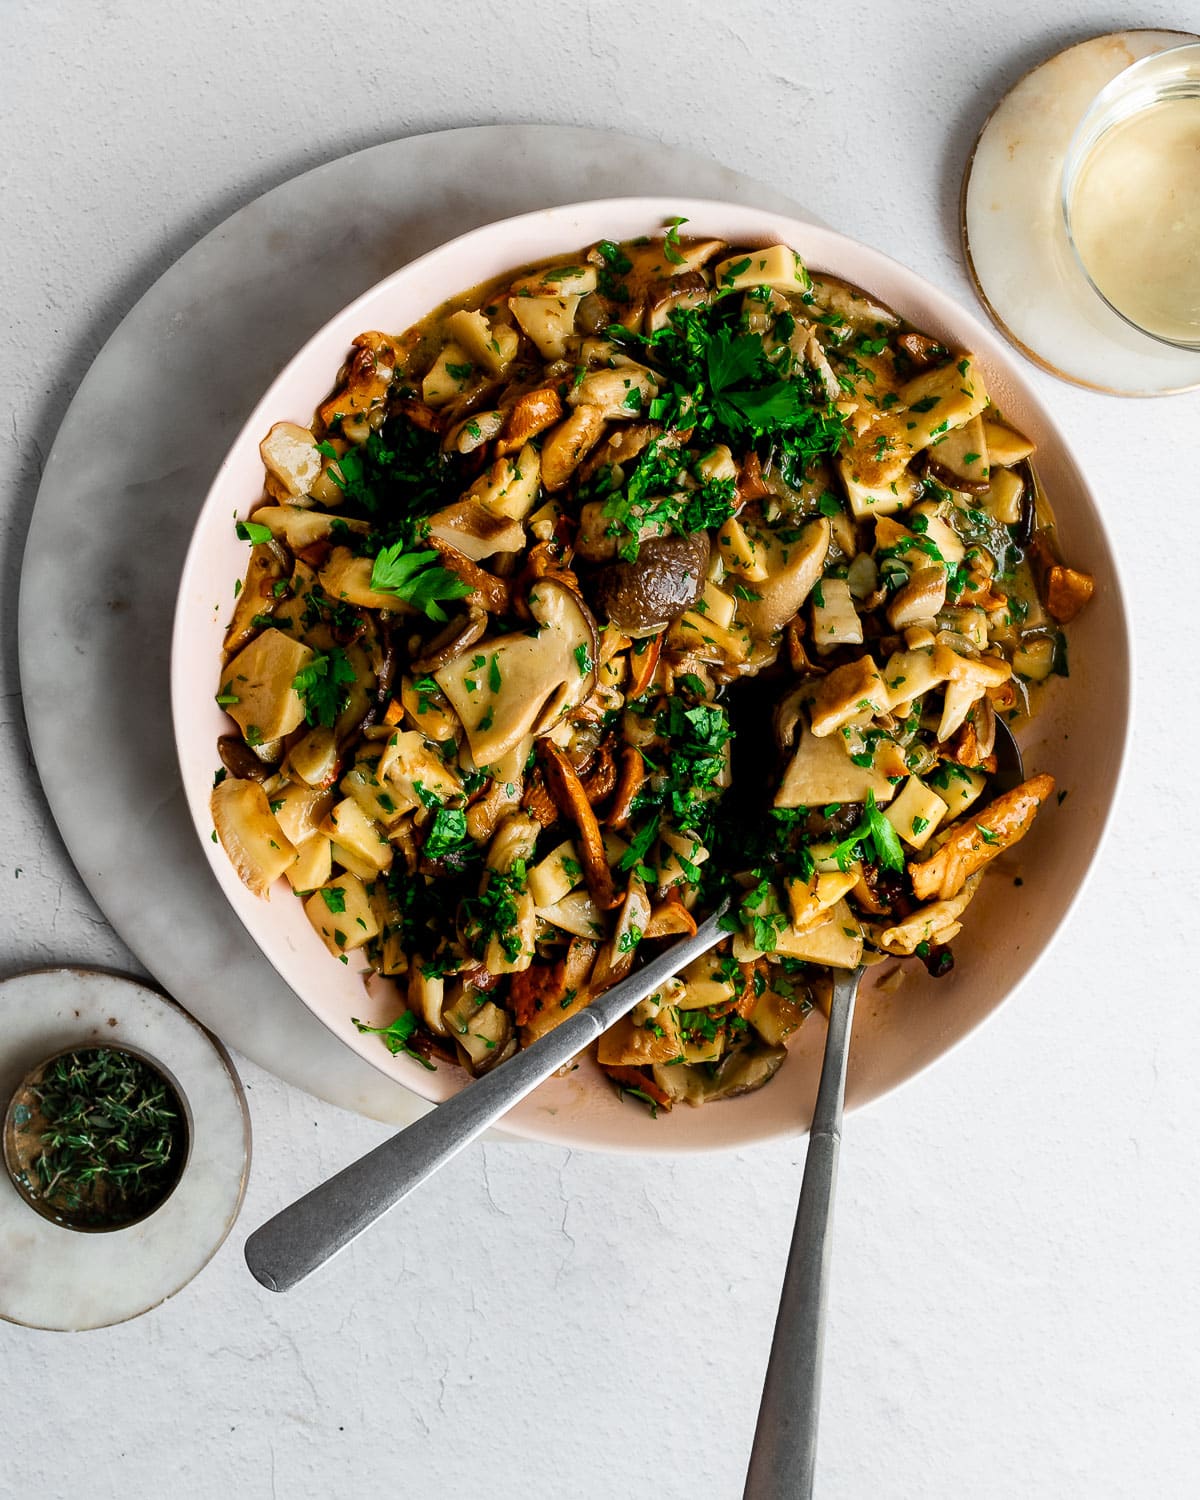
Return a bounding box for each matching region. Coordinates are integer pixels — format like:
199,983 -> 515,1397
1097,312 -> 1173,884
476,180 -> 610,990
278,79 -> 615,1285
210,225 -> 1094,1112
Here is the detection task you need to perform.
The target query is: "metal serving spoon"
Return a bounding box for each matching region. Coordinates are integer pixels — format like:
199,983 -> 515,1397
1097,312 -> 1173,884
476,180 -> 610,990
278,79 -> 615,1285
245,899 -> 731,1292
743,718 -> 1025,1498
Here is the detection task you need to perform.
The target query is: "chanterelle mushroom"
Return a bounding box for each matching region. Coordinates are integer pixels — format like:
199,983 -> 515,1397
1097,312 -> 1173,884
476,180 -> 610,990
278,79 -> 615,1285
434,578 -> 599,765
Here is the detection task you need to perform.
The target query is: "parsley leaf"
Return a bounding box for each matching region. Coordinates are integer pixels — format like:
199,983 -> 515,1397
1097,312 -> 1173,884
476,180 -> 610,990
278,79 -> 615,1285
705,327 -> 763,393
370,542 -> 472,622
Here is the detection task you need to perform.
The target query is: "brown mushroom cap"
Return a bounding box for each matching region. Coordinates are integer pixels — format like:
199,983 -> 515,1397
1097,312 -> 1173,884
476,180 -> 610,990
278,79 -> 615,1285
589,531 -> 710,636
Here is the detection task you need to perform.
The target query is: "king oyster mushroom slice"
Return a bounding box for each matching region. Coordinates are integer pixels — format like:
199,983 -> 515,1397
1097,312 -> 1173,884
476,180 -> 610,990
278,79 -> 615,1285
434,578 -> 599,766
775,720 -> 900,809
425,498 -> 525,563
727,515 -> 831,639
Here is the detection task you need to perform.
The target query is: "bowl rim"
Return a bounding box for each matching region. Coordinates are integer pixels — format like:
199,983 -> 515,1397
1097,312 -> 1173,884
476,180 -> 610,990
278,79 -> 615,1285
171,194 -> 1133,1152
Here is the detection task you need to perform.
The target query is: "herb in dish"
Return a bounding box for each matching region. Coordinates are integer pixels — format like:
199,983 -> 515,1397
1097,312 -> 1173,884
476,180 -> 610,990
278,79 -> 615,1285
5,1048 -> 186,1229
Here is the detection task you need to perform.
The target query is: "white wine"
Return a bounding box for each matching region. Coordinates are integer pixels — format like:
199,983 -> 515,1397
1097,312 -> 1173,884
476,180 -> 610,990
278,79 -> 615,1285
1067,95 -> 1200,346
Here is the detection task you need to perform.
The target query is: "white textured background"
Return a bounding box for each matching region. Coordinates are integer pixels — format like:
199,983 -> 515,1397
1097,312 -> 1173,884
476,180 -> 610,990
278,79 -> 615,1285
3,2 -> 1199,1496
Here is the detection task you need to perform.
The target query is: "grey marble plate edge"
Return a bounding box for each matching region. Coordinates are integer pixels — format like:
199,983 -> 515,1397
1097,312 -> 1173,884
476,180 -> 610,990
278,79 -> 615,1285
18,124 -> 818,1128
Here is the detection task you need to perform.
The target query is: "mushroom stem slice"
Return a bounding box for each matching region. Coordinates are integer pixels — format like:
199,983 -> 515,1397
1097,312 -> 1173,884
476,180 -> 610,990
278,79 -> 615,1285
537,739 -> 616,910
607,746 -> 646,829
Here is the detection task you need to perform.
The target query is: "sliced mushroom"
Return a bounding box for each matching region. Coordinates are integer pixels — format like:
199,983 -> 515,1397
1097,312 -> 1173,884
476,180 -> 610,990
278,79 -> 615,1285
303,873 -> 381,953
590,874 -> 653,995
644,270 -> 709,332
713,245 -> 811,296
980,416 -> 1035,466
317,331 -> 398,438
643,897 -> 697,939
895,330 -> 947,367
444,409 -> 504,454
464,444 -> 541,520
597,986 -> 684,1068
455,999 -> 517,1074
568,365 -> 659,419
541,404 -> 607,491
806,655 -> 888,739
211,777 -> 296,897
576,421 -> 662,488
217,735 -> 271,783
410,607 -> 489,674
887,564 -> 949,631
837,412 -> 915,490
927,414 -> 991,493
508,294 -> 583,360
897,354 -> 989,451
909,773 -> 1055,902
511,264 -> 598,297
251,505 -> 369,552
538,740 -> 616,910
697,1042 -> 787,1102
606,745 -> 646,829
732,517 -> 830,639
319,547 -> 418,613
496,387 -> 563,455
425,498 -> 525,562
223,545 -> 290,654
870,873 -> 983,955
1044,565 -> 1095,623
260,421 -> 325,503
591,530 -> 710,635
509,938 -> 599,1045
775,720 -> 899,808
434,578 -> 599,766
221,627 -> 314,742
444,307 -> 518,376
806,271 -> 901,331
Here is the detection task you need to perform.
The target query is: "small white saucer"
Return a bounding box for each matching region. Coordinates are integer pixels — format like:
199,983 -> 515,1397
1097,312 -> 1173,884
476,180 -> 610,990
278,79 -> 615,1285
962,29 -> 1200,396
0,970 -> 250,1331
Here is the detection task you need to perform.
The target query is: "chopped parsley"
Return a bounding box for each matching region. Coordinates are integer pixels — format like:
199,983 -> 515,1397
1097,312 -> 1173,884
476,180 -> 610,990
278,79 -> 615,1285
235,519 -> 273,545
292,647 -> 356,728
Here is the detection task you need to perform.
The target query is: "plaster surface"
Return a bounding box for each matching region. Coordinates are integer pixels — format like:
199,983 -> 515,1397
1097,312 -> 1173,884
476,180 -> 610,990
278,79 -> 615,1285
2,3 -> 1197,1496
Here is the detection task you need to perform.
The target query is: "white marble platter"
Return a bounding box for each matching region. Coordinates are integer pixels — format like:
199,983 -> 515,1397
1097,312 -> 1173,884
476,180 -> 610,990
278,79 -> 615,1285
18,126 -> 817,1127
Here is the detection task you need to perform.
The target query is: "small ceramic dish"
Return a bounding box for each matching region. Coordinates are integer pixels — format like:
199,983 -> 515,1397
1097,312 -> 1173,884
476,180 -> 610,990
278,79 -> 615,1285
171,197 -> 1131,1153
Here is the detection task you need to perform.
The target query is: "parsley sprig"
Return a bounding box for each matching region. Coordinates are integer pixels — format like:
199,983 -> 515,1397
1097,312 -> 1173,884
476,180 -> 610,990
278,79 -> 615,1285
352,1010 -> 435,1070
832,790 -> 905,873
370,541 -> 472,622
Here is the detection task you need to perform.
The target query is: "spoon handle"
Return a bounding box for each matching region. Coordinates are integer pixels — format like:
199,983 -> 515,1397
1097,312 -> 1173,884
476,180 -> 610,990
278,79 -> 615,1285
244,904 -> 729,1293
743,965 -> 862,1500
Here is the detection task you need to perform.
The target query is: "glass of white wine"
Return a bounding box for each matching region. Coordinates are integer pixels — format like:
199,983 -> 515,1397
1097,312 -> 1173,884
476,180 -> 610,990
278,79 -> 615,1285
1062,43 -> 1200,349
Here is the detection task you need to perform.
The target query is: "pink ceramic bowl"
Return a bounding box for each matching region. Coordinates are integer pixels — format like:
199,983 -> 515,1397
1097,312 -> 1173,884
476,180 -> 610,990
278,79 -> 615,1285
171,198 -> 1130,1152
